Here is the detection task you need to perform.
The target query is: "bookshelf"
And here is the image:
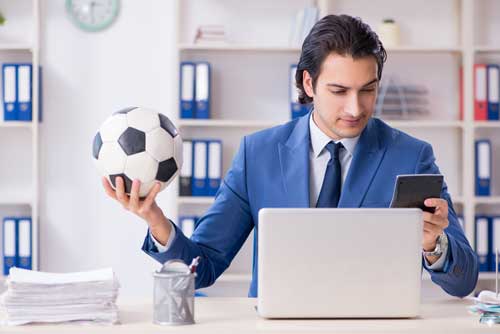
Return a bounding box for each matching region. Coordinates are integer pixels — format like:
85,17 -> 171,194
0,0 -> 40,276
171,0 -> 499,288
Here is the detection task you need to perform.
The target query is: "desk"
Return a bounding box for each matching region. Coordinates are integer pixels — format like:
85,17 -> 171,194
1,297 -> 498,333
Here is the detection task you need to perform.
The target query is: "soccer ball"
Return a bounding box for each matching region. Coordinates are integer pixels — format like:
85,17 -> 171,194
92,107 -> 183,198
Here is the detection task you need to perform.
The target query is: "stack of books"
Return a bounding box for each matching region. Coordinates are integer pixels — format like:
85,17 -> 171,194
1,268 -> 120,326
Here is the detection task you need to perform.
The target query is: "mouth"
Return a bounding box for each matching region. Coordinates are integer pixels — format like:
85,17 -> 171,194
340,118 -> 362,127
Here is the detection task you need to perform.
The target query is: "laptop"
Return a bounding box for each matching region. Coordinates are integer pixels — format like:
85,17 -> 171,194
257,208 -> 423,319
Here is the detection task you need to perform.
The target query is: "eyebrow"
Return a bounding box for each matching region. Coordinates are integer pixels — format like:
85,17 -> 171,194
326,78 -> 378,89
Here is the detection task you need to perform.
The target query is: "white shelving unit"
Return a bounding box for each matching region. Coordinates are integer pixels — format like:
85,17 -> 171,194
0,0 -> 40,277
173,0 -> 500,287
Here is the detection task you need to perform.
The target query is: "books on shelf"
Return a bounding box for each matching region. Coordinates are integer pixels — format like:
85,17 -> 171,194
179,139 -> 222,197
289,6 -> 319,47
3,217 -> 32,276
474,63 -> 500,121
475,216 -> 500,272
2,63 -> 42,122
180,61 -> 211,119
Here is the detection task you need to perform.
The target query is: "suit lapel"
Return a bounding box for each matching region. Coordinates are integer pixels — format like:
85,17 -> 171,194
338,119 -> 387,208
278,113 -> 311,208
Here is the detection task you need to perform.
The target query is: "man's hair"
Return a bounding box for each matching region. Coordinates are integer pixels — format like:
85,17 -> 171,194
295,14 -> 387,104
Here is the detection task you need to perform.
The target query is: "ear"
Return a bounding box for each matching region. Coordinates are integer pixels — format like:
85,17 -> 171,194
302,70 -> 314,98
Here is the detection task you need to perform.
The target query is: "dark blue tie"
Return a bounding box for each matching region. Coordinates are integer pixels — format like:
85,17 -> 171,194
316,141 -> 343,208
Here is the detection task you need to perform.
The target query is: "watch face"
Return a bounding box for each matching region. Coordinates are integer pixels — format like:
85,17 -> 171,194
66,0 -> 120,32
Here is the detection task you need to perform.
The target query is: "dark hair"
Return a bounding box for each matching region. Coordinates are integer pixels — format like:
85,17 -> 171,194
296,14 -> 387,104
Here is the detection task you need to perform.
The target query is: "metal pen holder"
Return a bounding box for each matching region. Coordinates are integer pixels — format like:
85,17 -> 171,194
153,270 -> 196,325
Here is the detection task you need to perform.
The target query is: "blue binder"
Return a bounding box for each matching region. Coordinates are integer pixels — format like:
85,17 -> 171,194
180,62 -> 196,119
207,140 -> 222,196
491,216 -> 500,273
475,139 -> 491,196
192,140 -> 208,196
17,64 -> 32,121
2,64 -> 18,121
289,64 -> 311,119
487,64 -> 500,121
195,62 -> 211,119
475,216 -> 492,272
17,217 -> 32,270
3,217 -> 17,275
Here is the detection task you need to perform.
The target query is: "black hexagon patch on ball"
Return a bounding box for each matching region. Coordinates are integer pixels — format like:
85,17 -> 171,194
118,127 -> 146,155
158,113 -> 178,137
156,158 -> 178,182
92,132 -> 103,159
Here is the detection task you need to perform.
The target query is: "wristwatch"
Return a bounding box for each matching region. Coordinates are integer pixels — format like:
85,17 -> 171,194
422,232 -> 448,257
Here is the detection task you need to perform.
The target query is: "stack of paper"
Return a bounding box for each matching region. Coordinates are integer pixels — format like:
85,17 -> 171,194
469,290 -> 500,325
0,268 -> 120,326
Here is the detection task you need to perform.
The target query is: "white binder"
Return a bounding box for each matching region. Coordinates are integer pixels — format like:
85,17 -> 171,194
208,140 -> 222,195
192,140 -> 208,196
181,217 -> 195,239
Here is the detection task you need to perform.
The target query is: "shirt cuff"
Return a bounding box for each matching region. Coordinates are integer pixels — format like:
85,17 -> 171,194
423,239 -> 449,271
149,220 -> 176,253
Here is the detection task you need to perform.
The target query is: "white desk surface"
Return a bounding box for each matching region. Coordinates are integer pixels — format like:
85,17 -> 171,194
1,296 -> 499,333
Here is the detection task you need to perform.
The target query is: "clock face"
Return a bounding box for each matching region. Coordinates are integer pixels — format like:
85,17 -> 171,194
66,0 -> 120,32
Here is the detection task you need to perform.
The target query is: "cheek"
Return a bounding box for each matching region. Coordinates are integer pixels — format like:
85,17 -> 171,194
360,94 -> 377,109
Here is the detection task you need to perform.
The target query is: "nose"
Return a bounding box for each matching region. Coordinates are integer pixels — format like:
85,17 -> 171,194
345,93 -> 361,118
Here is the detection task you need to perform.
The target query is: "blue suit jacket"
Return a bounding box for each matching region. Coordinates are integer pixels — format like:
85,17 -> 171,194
142,113 -> 479,298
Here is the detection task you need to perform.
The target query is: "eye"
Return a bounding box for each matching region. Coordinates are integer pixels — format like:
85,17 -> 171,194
361,88 -> 376,93
331,90 -> 346,95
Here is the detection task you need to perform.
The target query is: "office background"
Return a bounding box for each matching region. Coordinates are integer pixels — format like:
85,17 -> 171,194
1,0 -> 500,298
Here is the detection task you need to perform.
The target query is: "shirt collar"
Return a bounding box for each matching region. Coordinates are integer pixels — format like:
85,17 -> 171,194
309,112 -> 360,158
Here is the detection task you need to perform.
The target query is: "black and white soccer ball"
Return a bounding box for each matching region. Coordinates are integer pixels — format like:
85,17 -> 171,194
92,107 -> 183,197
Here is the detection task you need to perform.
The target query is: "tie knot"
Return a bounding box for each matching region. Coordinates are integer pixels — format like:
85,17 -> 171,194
325,141 -> 343,161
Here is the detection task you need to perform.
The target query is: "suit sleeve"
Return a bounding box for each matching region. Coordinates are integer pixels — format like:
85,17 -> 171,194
415,142 -> 479,297
141,137 -> 254,289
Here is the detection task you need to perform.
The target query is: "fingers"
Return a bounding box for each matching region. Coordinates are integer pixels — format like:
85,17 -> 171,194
115,176 -> 130,208
423,211 -> 449,229
142,182 -> 161,210
129,179 -> 141,211
424,198 -> 448,217
424,221 -> 442,235
101,177 -> 117,200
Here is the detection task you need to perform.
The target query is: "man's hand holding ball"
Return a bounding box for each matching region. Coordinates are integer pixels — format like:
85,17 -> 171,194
93,107 -> 183,245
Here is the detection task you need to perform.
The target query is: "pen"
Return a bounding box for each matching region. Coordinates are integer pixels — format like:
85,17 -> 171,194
189,256 -> 201,274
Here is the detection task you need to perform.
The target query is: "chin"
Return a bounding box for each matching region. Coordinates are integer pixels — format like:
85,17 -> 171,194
334,122 -> 367,138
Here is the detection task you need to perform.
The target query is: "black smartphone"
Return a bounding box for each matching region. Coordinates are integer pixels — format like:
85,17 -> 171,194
389,174 -> 444,213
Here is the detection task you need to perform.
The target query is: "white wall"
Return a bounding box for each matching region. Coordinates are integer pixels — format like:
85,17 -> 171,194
39,0 -> 178,297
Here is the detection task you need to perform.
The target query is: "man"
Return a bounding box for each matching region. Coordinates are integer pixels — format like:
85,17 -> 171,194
103,15 -> 478,298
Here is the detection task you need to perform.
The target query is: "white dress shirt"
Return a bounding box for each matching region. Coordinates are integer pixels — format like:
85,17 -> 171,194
150,113 -> 447,271
308,113 -> 359,207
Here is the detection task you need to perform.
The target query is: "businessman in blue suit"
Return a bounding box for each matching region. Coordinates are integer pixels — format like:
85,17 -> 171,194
103,15 -> 478,298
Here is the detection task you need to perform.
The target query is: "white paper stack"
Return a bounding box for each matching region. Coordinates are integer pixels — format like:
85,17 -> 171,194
0,268 -> 120,326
